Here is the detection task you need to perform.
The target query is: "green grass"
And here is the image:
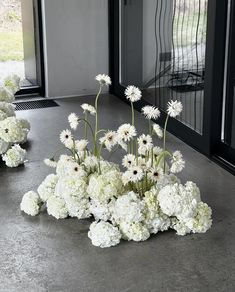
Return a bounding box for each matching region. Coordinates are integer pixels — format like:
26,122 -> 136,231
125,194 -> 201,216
0,31 -> 24,61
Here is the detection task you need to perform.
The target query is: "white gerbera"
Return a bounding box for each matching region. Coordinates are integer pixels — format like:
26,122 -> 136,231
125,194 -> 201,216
117,123 -> 137,142
167,100 -> 183,117
127,166 -> 144,183
68,113 -> 79,130
44,158 -> 57,168
170,150 -> 185,173
88,221 -> 121,248
59,129 -> 73,148
125,85 -> 142,102
122,154 -> 136,169
142,105 -> 160,120
148,167 -> 163,182
137,157 -> 151,171
81,103 -> 96,115
99,131 -> 118,151
75,139 -> 88,152
2,144 -> 26,167
153,124 -> 163,138
95,74 -> 111,86
20,191 -> 41,216
137,134 -> 153,155
153,146 -> 163,156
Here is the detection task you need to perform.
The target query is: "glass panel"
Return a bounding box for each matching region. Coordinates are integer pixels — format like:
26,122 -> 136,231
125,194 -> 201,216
0,0 -> 38,88
120,0 -> 208,134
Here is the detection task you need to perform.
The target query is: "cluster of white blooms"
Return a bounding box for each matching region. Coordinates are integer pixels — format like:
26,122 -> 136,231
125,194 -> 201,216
0,75 -> 30,167
20,74 -> 212,248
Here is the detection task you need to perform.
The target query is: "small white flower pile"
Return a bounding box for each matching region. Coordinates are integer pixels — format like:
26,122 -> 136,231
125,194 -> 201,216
20,74 -> 212,248
0,75 -> 30,167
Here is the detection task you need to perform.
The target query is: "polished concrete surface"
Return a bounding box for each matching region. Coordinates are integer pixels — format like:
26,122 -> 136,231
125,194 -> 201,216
0,95 -> 235,292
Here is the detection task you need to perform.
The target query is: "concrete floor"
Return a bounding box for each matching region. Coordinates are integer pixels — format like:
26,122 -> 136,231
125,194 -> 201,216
0,95 -> 235,292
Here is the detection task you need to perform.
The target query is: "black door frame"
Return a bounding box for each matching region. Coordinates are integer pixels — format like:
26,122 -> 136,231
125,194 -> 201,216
16,0 -> 45,97
109,0 -> 235,173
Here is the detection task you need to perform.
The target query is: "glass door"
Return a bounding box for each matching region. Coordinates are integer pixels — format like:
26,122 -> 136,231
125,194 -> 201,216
109,0 -> 229,167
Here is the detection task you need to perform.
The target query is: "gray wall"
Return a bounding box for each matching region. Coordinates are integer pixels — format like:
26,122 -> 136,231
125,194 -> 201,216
42,0 -> 108,98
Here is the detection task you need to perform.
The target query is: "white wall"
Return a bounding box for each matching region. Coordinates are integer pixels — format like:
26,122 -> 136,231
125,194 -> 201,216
42,0 -> 108,98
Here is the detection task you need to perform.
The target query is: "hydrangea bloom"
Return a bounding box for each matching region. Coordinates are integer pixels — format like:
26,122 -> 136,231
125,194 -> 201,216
88,221 -> 121,248
37,174 -> 59,202
47,196 -> 68,219
2,144 -> 26,167
20,191 -> 41,216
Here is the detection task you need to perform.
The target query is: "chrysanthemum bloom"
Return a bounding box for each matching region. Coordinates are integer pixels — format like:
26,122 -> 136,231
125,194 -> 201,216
117,123 -> 137,142
125,85 -> 142,102
81,103 -> 96,115
95,74 -> 111,86
142,105 -> 160,120
100,131 -> 118,151
167,100 -> 183,117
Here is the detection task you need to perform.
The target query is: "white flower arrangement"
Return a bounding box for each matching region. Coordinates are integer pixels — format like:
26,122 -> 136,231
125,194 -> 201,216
0,75 -> 30,167
20,74 -> 212,248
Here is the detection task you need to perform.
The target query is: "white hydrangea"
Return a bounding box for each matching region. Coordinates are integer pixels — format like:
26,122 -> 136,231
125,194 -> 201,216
37,174 -> 59,202
4,74 -> 21,93
89,200 -> 112,221
158,182 -> 201,220
0,102 -> 16,117
119,222 -> 150,241
56,155 -> 75,177
83,155 -> 99,172
99,160 -> 120,173
171,218 -> 191,236
88,221 -> 121,248
87,170 -> 124,203
0,138 -> 9,155
0,86 -> 14,103
184,202 -> 212,233
157,173 -> 181,189
0,117 -> 27,143
47,196 -> 68,219
2,144 -> 26,167
18,118 -> 31,131
65,196 -> 90,219
0,110 -> 7,121
55,175 -> 88,200
111,192 -> 145,224
20,191 -> 41,216
143,187 -> 171,234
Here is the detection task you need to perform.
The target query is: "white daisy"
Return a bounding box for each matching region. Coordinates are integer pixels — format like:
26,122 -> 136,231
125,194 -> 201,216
75,139 -> 88,152
142,106 -> 160,120
137,134 -> 153,155
122,171 -> 132,185
148,167 -> 163,182
153,146 -> 163,156
60,129 -> 73,147
170,150 -> 185,173
99,131 -> 117,151
125,85 -> 142,102
95,74 -> 111,86
81,103 -> 96,115
167,100 -> 183,117
122,154 -> 136,169
128,166 -> 144,183
137,157 -> 151,171
153,124 -> 163,138
68,113 -> 79,130
117,123 -> 137,142
44,158 -> 57,168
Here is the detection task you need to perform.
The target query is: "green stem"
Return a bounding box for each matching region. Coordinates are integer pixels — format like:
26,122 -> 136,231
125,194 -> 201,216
148,120 -> 152,136
107,145 -> 120,160
94,85 -> 102,155
131,102 -> 135,126
163,115 -> 169,173
84,112 -> 88,139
